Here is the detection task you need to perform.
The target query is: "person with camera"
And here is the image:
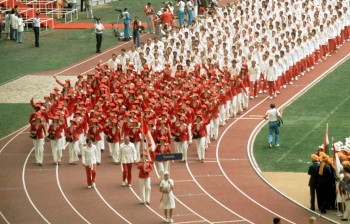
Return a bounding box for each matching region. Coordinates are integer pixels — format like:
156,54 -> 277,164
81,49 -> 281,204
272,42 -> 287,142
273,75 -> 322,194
94,17 -> 104,53
81,138 -> 98,189
144,2 -> 154,34
122,8 -> 131,39
132,16 -> 142,48
264,103 -> 282,148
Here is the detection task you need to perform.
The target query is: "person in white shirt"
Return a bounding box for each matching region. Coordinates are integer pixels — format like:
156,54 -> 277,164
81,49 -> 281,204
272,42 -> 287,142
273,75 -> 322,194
81,138 -> 98,189
107,53 -> 120,70
264,103 -> 282,148
177,0 -> 186,26
119,136 -> 137,187
94,18 -> 104,53
248,60 -> 261,98
17,14 -> 24,43
265,59 -> 277,99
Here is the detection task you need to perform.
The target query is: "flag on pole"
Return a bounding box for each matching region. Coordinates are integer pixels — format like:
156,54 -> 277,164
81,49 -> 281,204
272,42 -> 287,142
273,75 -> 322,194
323,123 -> 330,155
141,116 -> 155,152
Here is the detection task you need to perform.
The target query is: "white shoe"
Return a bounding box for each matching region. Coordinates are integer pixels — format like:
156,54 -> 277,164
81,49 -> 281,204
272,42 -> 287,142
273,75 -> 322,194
165,218 -> 169,223
92,182 -> 95,188
283,85 -> 286,88
289,82 -> 293,85
269,97 -> 273,99
122,181 -> 126,186
275,144 -> 280,147
263,90 -> 267,93
169,219 -> 174,223
87,186 -> 92,189
258,90 -> 262,94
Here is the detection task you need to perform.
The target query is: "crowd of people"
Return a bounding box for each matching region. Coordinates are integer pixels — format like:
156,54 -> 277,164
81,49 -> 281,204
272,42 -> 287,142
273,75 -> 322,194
28,0 -> 350,221
0,6 -> 25,43
308,138 -> 350,221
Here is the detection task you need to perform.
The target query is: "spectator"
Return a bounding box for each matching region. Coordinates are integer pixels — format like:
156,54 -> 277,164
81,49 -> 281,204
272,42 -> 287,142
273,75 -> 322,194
85,0 -> 93,19
17,14 -> 24,43
4,11 -> 10,40
308,154 -> 320,211
33,12 -> 41,47
264,103 -> 282,148
177,0 -> 186,26
0,7 -> 2,40
122,8 -> 131,39
273,217 -> 281,224
94,17 -> 104,53
71,0 -> 77,14
186,0 -> 194,26
132,16 -> 141,48
144,2 -> 154,34
107,53 -> 120,70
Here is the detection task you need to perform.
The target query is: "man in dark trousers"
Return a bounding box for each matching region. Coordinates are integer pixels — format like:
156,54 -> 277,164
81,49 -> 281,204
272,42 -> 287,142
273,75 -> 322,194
33,12 -> 40,47
317,153 -> 336,214
308,154 -> 320,211
94,18 -> 104,53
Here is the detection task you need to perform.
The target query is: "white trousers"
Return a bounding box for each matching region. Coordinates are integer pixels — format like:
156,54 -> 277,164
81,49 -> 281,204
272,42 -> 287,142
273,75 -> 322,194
111,142 -> 120,163
68,141 -> 79,163
100,132 -> 105,150
139,177 -> 151,203
134,141 -> 141,162
94,140 -> 102,163
180,141 -> 188,162
242,88 -> 249,109
187,123 -> 192,143
33,138 -> 44,164
50,140 -> 63,163
157,161 -> 170,180
236,93 -> 243,113
210,118 -> 219,140
195,137 -> 206,160
219,104 -> 226,126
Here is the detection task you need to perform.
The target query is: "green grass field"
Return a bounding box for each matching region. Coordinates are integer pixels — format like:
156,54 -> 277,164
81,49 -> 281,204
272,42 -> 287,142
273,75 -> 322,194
0,104 -> 33,137
254,58 -> 350,172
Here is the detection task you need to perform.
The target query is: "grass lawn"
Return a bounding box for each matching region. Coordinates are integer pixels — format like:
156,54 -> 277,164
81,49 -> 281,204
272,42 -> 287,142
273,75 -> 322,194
254,58 -> 350,172
0,104 -> 33,137
0,0 -> 164,84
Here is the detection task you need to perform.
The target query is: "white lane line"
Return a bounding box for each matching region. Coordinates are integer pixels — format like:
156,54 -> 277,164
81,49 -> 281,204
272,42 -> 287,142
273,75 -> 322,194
247,50 -> 350,224
93,186 -> 132,224
22,147 -> 50,224
0,125 -> 29,154
128,186 -> 165,220
214,97 -> 297,223
0,125 -> 29,142
185,162 -> 254,224
55,144 -> 91,224
153,164 -> 211,223
0,211 -> 10,224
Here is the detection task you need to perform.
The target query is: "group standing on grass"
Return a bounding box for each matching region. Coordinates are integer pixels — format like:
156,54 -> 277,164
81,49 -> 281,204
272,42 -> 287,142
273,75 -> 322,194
28,0 -> 350,222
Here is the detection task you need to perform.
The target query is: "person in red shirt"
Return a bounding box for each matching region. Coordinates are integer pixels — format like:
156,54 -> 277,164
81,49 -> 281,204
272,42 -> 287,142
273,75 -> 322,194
160,8 -> 172,26
105,119 -> 121,164
155,136 -> 171,180
192,114 -> 207,163
130,121 -> 142,162
66,119 -> 80,165
137,150 -> 153,205
47,117 -> 65,165
30,116 -> 46,166
144,2 -> 155,34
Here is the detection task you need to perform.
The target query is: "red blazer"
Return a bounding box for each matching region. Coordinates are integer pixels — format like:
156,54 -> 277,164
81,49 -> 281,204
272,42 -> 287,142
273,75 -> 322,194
47,124 -> 64,140
66,125 -> 80,142
88,126 -> 103,141
30,123 -> 46,139
155,143 -> 171,154
171,123 -> 189,142
137,160 -> 153,178
106,126 -> 121,143
130,127 -> 142,142
191,122 -> 207,138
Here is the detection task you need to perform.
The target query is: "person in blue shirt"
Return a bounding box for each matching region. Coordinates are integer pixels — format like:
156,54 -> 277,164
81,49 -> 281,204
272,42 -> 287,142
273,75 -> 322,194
122,8 -> 131,39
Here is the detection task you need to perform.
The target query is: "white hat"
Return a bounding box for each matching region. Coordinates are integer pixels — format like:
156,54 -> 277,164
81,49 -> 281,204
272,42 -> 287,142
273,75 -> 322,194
334,141 -> 343,152
157,11 -> 162,16
343,144 -> 350,153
